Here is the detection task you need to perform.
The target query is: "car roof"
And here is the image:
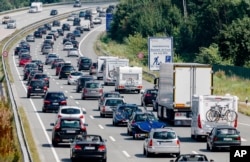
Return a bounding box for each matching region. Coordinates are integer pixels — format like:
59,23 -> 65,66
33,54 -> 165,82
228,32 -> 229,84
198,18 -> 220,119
59,106 -> 82,110
214,125 -> 236,129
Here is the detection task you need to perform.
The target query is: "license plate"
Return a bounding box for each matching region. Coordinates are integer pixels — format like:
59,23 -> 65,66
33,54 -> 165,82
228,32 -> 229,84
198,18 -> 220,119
35,88 -> 41,90
66,130 -> 75,133
84,146 -> 95,150
52,103 -> 59,105
224,138 -> 232,141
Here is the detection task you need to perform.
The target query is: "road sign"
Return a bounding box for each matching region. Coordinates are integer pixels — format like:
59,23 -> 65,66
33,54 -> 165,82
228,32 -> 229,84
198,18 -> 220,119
2,51 -> 8,57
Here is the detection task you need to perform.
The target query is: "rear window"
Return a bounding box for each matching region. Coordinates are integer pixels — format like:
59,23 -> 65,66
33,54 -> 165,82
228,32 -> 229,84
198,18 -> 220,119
105,99 -> 124,106
46,93 -> 65,99
217,128 -> 237,135
148,90 -> 158,94
104,93 -> 120,98
81,59 -> 91,63
153,131 -> 176,139
61,108 -> 80,114
62,66 -> 74,71
35,74 -> 47,79
61,119 -> 80,128
85,83 -> 100,88
30,81 -> 43,86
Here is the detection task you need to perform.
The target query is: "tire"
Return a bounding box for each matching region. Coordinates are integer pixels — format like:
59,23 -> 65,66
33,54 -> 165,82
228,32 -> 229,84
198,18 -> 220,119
145,149 -> 152,157
206,143 -> 210,150
191,134 -> 195,139
68,82 -> 70,85
101,158 -> 107,162
27,93 -> 30,98
175,153 -> 180,157
226,110 -> 238,122
206,110 -> 219,122
42,107 -> 46,113
143,148 -> 146,155
52,140 -> 58,147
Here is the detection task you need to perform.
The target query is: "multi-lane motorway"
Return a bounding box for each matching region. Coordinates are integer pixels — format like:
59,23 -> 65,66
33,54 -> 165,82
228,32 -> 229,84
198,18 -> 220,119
1,3 -> 250,162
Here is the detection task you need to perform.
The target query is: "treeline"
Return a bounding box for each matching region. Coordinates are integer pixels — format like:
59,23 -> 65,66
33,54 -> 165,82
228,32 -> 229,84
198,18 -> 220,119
0,0 -> 61,12
108,0 -> 250,67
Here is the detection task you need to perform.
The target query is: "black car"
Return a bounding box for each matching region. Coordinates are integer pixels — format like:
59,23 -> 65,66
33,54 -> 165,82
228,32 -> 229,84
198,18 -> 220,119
23,63 -> 38,80
52,20 -> 60,26
23,68 -> 38,81
51,58 -> 65,69
70,134 -> 107,162
73,30 -> 81,37
57,29 -> 64,36
98,91 -> 122,110
51,117 -> 87,147
76,75 -> 94,93
62,23 -> 70,31
112,104 -> 141,126
44,23 -> 52,30
42,91 -> 67,112
38,27 -> 47,34
33,30 -> 43,38
59,65 -> 75,79
50,9 -> 58,16
77,57 -> 92,71
32,73 -> 50,87
73,17 -> 81,26
75,26 -> 84,33
71,40 -> 79,49
27,80 -> 47,98
141,89 -> 158,107
14,46 -> 22,55
31,59 -> 44,72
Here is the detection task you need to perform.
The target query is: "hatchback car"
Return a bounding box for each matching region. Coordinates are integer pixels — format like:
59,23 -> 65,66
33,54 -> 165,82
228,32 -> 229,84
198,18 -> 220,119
67,48 -> 79,57
98,91 -> 122,110
42,45 -> 53,55
76,75 -> 94,93
50,9 -> 58,16
59,65 -> 75,79
19,54 -> 32,67
52,20 -> 60,26
170,154 -> 213,162
143,128 -> 180,157
100,97 -> 125,117
27,70 -> 43,83
64,41 -> 74,50
57,106 -> 86,123
141,89 -> 158,107
77,57 -> 92,71
45,53 -> 58,65
81,81 -> 104,100
206,125 -> 241,151
31,59 -> 43,72
62,23 -> 70,31
32,73 -> 50,87
7,19 -> 16,29
67,71 -> 84,85
27,80 -> 47,98
93,17 -> 102,24
26,34 -> 35,42
43,91 -> 67,112
51,117 -> 87,146
51,58 -> 64,69
34,30 -> 43,38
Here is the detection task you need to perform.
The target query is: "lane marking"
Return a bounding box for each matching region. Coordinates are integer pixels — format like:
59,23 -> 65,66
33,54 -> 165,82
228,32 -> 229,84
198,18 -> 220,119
89,115 -> 94,119
122,151 -> 130,158
239,122 -> 250,126
75,101 -> 79,104
98,124 -> 104,129
109,136 -> 116,142
70,96 -> 73,99
192,151 -> 198,154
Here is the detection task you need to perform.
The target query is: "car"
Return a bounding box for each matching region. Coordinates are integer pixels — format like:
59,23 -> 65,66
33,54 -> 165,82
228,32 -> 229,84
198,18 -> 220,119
51,117 -> 87,147
63,41 -> 74,50
143,128 -> 180,157
141,89 -> 158,107
89,62 -> 97,75
99,11 -> 106,17
14,46 -> 22,55
112,104 -> 141,126
43,91 -> 67,112
45,53 -> 58,65
19,54 -> 32,67
62,23 -> 70,31
57,29 -> 64,36
33,30 -> 43,38
18,49 -> 30,58
59,65 -> 75,79
27,80 -> 48,98
96,6 -> 103,12
75,26 -> 84,34
206,125 -> 241,151
37,27 -> 47,34
26,34 -> 35,42
67,15 -> 75,21
57,106 -> 86,123
170,154 -> 214,162
77,57 -> 92,71
73,17 -> 81,26
7,19 -> 16,29
19,41 -> 30,51
44,23 -> 52,30
79,11 -> 86,17
99,97 -> 125,117
73,1 -> 82,7
70,134 -> 107,162
41,45 -> 53,55
32,73 -> 50,87
67,48 -> 79,57
127,111 -> 166,139
55,62 -> 66,76
81,81 -> 104,100
2,15 -> 11,24
30,60 -> 44,72
45,35 -> 55,44
50,30 -> 59,38
98,91 -> 122,110
51,58 -> 64,69
23,63 -> 38,80
52,20 -> 60,26
27,70 -> 43,84
67,71 -> 84,85
50,9 -> 58,16
73,30 -> 81,37
66,32 -> 76,40
93,17 -> 102,24
71,40 -> 79,49
76,75 -> 94,93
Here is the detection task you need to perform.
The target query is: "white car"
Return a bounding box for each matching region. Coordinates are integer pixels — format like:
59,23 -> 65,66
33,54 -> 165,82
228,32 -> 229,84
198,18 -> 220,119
63,41 -> 74,50
67,71 -> 84,85
57,106 -> 86,123
7,19 -> 16,29
67,15 -> 75,21
67,48 -> 79,57
93,17 -> 102,24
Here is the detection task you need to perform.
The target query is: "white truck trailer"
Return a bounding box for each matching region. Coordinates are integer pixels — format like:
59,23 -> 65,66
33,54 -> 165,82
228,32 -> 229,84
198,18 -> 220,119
96,56 -> 118,80
29,2 -> 43,13
115,66 -> 143,93
154,63 -> 213,126
103,58 -> 129,85
191,94 -> 238,140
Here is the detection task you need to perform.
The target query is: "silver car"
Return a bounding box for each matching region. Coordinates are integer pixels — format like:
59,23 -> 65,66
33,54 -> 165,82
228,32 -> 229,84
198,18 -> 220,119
67,48 -> 79,57
81,81 -> 104,100
100,97 -> 125,117
143,128 -> 180,157
7,19 -> 16,29
67,71 -> 84,85
45,53 -> 58,65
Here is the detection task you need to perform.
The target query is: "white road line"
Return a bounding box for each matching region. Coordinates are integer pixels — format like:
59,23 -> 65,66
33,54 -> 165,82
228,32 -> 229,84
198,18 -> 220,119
89,115 -> 94,119
239,122 -> 250,126
109,136 -> 116,142
65,90 -> 68,93
70,96 -> 73,99
60,86 -> 63,89
98,124 -> 104,129
192,151 -> 198,154
56,82 -> 59,85
242,138 -> 247,141
122,151 -> 131,158
75,101 -> 79,104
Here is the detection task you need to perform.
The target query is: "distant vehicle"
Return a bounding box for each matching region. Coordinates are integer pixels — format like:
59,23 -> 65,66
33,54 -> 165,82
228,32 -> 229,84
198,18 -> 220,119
73,30 -> 81,37
93,17 -> 102,24
19,54 -> 31,67
52,20 -> 60,26
77,57 -> 92,71
33,31 -> 42,38
59,65 -> 75,79
57,106 -> 86,123
100,97 -> 125,117
62,23 -> 70,31
96,56 -> 118,80
63,42 -> 74,50
67,48 -> 79,57
141,89 -> 158,107
7,19 -> 16,29
75,26 -> 84,34
73,0 -> 82,7
67,71 -> 83,85
43,91 -> 67,112
31,60 -> 43,72
51,58 -> 64,69
42,45 -> 53,55
75,75 -> 94,93
27,70 -> 43,83
26,35 -> 35,42
81,81 -> 104,100
50,9 -> 58,16
70,134 -> 107,162
27,80 -> 47,98
98,91 -> 123,110
79,10 -> 86,17
170,154 -> 213,162
29,2 -> 43,13
67,15 -> 75,21
2,15 -> 11,24
89,62 -> 97,75
143,128 -> 180,157
32,73 -> 50,87
45,53 -> 58,65
73,17 -> 81,26
99,11 -> 106,17
82,19 -> 91,31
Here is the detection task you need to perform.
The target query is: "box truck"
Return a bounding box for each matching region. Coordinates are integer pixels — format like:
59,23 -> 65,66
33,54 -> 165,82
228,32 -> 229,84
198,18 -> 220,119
115,66 -> 143,93
96,56 -> 118,80
29,2 -> 43,13
103,58 -> 129,85
154,63 -> 213,126
191,94 -> 238,140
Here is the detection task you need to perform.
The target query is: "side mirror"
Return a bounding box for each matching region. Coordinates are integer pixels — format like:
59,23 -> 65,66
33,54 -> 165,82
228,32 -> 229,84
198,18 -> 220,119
50,123 -> 55,126
83,123 -> 88,126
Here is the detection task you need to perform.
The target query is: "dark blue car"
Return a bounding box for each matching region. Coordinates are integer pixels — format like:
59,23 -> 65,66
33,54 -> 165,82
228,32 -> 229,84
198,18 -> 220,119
42,91 -> 67,112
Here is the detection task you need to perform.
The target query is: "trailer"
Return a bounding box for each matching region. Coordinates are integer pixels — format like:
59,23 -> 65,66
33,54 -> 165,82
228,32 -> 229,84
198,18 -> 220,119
115,66 -> 143,93
96,56 -> 118,80
29,2 -> 43,13
191,94 -> 238,140
154,63 -> 213,126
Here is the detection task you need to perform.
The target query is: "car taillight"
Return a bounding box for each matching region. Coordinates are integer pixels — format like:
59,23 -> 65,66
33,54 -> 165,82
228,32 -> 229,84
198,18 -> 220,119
213,136 -> 218,141
99,89 -> 103,93
198,114 -> 202,129
148,139 -> 153,147
98,145 -> 106,151
44,78 -> 48,81
102,106 -> 105,112
28,86 -> 32,90
83,88 -> 87,93
234,117 -> 238,128
176,139 -> 180,145
58,115 -> 62,118
60,100 -> 67,105
81,123 -> 86,131
44,100 -> 51,104
137,85 -> 143,89
74,144 -> 82,150
80,115 -> 84,119
236,136 -> 241,141
55,121 -> 60,131
145,94 -> 151,97
43,86 -> 48,91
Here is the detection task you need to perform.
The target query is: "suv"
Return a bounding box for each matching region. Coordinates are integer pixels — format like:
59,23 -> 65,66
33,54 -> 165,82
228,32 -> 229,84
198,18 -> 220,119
50,9 -> 58,16
59,65 -> 75,79
143,128 -> 180,157
27,80 -> 48,98
141,89 -> 158,107
42,91 -> 67,112
32,73 -> 50,87
76,75 -> 94,93
98,91 -> 122,110
62,23 -> 70,31
7,19 -> 16,29
77,57 -> 92,71
81,81 -> 104,100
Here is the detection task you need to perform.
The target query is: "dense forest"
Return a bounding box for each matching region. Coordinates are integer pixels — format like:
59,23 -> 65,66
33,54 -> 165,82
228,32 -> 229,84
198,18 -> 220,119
108,0 -> 250,67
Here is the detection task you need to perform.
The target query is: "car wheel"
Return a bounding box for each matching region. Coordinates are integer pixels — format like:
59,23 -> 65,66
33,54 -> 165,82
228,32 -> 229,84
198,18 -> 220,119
206,143 -> 210,150
52,140 -> 58,147
191,134 -> 195,139
68,82 -> 70,85
145,149 -> 152,157
27,93 -> 30,98
143,148 -> 146,155
101,158 -> 107,162
59,76 -> 61,79
42,107 -> 46,113
175,153 -> 180,157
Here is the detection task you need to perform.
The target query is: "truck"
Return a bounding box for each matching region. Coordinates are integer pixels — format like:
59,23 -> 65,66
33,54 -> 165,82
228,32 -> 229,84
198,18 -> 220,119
96,56 -> 118,80
191,94 -> 238,140
103,58 -> 129,85
154,63 -> 213,126
115,66 -> 143,93
29,2 -> 43,13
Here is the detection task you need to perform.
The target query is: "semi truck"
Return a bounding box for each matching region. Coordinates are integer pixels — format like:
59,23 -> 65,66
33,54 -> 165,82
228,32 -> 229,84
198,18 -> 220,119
103,58 -> 129,85
191,94 -> 238,140
29,2 -> 43,13
115,66 -> 143,93
96,56 -> 118,80
154,63 -> 213,126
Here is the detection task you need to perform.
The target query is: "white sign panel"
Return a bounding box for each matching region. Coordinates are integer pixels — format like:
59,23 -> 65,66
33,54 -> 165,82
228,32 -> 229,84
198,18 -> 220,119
148,37 -> 173,71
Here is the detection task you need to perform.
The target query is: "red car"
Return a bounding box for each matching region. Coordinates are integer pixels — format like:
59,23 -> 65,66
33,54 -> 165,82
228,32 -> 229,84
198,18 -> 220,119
55,62 -> 65,76
19,54 -> 32,67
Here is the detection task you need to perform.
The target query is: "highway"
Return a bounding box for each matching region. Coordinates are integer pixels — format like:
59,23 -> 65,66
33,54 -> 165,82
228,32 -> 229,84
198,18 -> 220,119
1,2 -> 250,162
